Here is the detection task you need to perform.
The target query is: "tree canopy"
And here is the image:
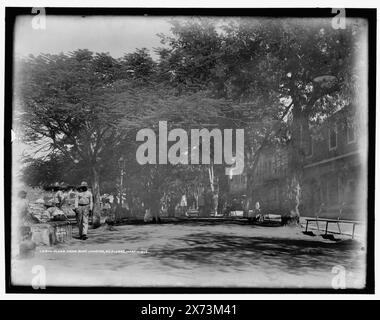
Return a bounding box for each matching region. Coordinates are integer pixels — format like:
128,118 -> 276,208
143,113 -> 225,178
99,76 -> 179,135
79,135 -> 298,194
15,17 -> 366,219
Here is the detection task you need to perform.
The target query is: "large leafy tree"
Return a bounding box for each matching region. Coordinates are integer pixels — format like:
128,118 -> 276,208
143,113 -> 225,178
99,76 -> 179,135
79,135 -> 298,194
17,53 -> 232,218
156,17 -> 365,220
116,88 -> 237,217
16,17 -> 365,223
21,154 -> 89,187
15,50 -> 158,223
120,48 -> 157,81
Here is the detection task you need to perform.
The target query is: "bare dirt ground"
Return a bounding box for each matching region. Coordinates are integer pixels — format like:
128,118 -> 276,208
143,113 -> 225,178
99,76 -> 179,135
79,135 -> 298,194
11,221 -> 366,288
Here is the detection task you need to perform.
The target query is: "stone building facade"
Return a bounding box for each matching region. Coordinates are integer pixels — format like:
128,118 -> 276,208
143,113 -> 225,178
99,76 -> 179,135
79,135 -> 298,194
229,106 -> 365,220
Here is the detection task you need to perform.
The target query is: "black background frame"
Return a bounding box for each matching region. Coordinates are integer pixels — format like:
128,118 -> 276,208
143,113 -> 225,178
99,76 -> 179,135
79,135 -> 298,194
3,7 -> 376,294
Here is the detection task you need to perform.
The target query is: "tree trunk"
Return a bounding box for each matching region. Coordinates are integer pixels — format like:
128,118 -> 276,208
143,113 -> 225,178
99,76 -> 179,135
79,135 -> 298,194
246,102 -> 294,203
151,195 -> 161,223
91,166 -> 102,228
148,171 -> 161,223
283,174 -> 301,225
208,163 -> 219,215
283,103 -> 306,225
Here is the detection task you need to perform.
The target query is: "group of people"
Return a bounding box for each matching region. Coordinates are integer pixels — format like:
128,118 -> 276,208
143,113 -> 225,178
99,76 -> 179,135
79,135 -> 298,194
17,181 -> 266,245
50,181 -> 94,240
159,189 -> 227,217
17,181 -> 94,240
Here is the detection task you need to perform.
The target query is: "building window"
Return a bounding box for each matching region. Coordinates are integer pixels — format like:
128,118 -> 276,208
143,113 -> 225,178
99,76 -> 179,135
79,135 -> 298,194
347,119 -> 356,144
329,123 -> 337,150
281,152 -> 288,175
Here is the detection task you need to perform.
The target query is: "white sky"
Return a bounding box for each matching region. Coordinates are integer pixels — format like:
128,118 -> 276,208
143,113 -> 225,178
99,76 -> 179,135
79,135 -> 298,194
14,15 -> 173,59
12,16 -> 175,176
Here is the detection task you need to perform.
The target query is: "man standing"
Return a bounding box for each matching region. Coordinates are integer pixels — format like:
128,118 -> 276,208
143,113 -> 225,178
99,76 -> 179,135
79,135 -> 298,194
74,181 -> 93,240
180,192 -> 187,217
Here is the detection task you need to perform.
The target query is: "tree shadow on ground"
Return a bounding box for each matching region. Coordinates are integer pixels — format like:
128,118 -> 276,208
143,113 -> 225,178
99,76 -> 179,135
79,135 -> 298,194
147,233 -> 364,274
70,227 -> 151,245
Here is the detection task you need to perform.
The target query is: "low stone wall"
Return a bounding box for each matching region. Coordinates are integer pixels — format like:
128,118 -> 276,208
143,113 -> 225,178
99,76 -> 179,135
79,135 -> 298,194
31,221 -> 73,246
50,221 -> 73,243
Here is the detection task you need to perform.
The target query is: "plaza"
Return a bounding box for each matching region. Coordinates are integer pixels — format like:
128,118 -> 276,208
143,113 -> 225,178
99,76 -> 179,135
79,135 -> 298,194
12,221 -> 366,289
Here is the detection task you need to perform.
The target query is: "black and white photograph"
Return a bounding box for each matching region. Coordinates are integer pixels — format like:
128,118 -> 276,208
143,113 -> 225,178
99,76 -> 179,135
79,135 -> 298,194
4,6 -> 375,293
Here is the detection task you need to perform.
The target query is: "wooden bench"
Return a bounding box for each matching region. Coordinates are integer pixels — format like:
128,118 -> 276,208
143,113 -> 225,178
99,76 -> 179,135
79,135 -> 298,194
305,217 -> 363,239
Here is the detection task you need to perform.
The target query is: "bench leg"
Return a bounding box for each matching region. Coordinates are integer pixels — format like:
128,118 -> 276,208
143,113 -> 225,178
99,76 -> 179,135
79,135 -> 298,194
306,220 -> 309,232
325,221 -> 329,235
316,219 -> 320,232
352,224 -> 356,240
337,222 -> 342,234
